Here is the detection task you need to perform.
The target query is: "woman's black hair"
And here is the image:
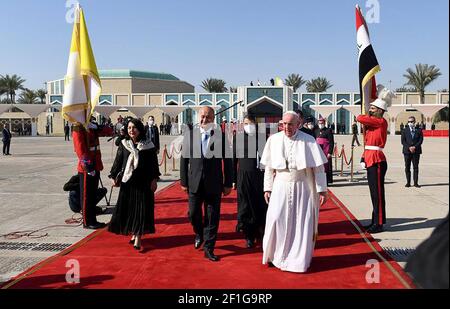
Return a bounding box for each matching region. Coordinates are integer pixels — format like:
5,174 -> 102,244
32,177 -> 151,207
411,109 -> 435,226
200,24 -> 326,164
244,114 -> 256,123
126,118 -> 146,142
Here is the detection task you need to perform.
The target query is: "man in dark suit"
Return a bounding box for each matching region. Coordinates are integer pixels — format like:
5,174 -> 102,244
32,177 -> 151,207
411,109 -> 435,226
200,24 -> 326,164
295,110 -> 314,137
180,106 -> 233,262
2,125 -> 12,155
401,116 -> 424,188
144,116 -> 160,153
64,123 -> 70,141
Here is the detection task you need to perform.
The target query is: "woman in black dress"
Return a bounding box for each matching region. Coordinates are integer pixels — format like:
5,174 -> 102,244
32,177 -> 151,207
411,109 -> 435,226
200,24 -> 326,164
108,118 -> 160,251
233,115 -> 267,248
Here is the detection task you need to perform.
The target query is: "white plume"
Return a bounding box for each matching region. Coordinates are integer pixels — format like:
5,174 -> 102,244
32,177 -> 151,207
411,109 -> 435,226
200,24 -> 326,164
376,84 -> 396,107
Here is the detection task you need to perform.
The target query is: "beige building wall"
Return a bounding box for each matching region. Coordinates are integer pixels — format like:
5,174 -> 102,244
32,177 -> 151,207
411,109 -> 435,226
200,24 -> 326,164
405,93 -> 420,105
149,94 -> 163,106
101,79 -> 132,93
391,95 -> 403,105
424,94 -> 437,104
115,95 -> 129,106
131,94 -> 146,106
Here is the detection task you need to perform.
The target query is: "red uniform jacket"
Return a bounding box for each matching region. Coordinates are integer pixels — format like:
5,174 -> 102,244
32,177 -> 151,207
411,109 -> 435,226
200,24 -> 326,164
357,115 -> 388,168
73,126 -> 104,173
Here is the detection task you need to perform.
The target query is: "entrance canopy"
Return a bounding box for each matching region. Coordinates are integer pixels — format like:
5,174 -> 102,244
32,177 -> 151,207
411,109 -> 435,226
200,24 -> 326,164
157,106 -> 187,118
341,105 -> 362,117
10,104 -> 51,118
0,104 -> 11,115
127,106 -> 158,119
310,105 -> 342,119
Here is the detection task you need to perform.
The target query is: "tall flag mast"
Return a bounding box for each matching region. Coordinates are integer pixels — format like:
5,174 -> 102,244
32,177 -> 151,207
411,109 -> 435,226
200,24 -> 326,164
62,4 -> 102,127
356,4 -> 380,115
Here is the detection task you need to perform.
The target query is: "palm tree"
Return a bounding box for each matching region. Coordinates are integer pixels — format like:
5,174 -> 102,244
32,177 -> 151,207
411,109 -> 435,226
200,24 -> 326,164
285,73 -> 306,92
0,78 -> 7,100
0,74 -> 26,104
306,77 -> 333,93
403,64 -> 442,104
35,89 -> 47,104
201,78 -> 228,93
17,89 -> 38,104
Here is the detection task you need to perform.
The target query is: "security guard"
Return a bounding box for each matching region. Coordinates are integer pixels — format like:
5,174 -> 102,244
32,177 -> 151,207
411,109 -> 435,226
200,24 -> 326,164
72,117 -> 107,229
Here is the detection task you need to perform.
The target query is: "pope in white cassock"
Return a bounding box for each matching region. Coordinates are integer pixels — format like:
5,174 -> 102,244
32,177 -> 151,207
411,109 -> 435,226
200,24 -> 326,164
260,111 -> 329,273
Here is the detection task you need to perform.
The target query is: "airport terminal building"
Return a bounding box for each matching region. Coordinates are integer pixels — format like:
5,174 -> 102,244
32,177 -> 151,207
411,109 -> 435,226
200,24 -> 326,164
0,69 -> 448,136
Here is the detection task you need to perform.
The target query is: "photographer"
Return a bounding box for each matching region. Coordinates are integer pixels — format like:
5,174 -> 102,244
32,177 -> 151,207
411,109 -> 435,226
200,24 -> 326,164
63,175 -> 107,215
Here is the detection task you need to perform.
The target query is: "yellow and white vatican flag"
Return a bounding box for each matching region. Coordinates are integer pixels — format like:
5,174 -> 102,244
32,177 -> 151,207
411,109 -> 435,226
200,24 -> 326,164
274,77 -> 284,86
62,5 -> 101,126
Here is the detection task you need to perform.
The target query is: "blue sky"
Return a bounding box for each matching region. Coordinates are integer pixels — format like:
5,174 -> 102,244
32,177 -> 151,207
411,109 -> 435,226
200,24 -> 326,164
1,0 -> 448,92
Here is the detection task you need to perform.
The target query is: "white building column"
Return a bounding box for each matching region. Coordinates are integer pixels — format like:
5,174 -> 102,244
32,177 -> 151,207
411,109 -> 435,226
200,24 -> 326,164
31,118 -> 37,136
390,117 -> 396,136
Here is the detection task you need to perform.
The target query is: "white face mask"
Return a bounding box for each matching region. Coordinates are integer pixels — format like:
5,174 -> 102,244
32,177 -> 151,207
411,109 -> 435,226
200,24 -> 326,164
318,124 -> 325,129
307,124 -> 314,130
408,122 -> 415,128
148,120 -> 154,126
244,124 -> 256,135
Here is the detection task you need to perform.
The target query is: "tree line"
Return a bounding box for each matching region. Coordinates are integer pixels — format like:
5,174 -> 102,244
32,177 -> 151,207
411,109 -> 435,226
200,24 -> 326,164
0,74 -> 47,104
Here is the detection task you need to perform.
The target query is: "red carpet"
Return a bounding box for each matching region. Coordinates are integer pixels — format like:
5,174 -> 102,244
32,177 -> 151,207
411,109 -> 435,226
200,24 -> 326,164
2,183 -> 413,289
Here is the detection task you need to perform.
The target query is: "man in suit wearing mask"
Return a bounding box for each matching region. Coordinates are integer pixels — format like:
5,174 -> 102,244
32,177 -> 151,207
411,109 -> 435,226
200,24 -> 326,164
180,106 -> 233,262
401,116 -> 424,188
144,116 -> 160,154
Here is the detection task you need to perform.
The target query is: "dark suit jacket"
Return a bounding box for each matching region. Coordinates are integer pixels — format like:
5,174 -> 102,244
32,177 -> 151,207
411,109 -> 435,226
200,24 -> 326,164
2,128 -> 11,142
180,126 -> 233,195
144,125 -> 160,151
401,126 -> 423,155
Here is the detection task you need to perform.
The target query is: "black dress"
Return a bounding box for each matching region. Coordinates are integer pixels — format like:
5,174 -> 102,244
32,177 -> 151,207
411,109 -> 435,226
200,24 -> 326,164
233,132 -> 267,240
108,139 -> 161,236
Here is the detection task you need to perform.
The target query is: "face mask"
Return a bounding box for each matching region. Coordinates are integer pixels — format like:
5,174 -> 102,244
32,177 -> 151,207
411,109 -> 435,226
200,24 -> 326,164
148,120 -> 154,126
307,124 -> 314,130
408,122 -> 415,128
318,124 -> 325,129
244,124 -> 256,135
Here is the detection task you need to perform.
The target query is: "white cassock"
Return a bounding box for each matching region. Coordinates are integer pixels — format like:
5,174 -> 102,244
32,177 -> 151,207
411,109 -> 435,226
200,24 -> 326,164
260,130 -> 328,273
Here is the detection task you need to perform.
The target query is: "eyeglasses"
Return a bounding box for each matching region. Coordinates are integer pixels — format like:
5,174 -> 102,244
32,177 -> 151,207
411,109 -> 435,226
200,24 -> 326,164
408,121 -> 415,123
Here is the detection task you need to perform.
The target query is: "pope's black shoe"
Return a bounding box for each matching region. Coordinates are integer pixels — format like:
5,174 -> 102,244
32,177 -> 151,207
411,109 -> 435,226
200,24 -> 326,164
84,222 -> 106,230
405,183 -> 411,188
414,184 -> 421,188
204,249 -> 219,262
194,235 -> 203,249
367,224 -> 384,234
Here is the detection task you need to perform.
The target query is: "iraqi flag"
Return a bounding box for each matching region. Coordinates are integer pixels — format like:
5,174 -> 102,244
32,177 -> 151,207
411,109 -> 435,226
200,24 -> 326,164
62,4 -> 101,126
356,4 -> 380,114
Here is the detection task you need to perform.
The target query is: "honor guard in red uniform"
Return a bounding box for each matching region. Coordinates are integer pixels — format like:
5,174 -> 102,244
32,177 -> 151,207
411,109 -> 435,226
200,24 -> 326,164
357,87 -> 394,234
72,117 -> 107,229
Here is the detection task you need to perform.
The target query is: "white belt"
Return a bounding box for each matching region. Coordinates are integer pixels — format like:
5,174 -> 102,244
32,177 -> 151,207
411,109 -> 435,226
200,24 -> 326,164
89,146 -> 100,151
365,146 -> 383,151
275,169 -> 306,182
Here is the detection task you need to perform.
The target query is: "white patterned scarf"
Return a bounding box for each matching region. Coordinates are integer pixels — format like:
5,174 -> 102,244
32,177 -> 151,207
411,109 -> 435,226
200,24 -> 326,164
121,138 -> 155,183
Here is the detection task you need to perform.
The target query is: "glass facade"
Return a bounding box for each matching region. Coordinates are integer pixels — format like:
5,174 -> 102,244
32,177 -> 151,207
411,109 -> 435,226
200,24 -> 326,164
247,88 -> 283,104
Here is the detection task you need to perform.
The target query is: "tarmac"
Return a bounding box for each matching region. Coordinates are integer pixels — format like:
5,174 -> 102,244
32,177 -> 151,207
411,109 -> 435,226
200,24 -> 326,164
0,133 -> 448,284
